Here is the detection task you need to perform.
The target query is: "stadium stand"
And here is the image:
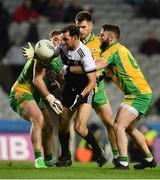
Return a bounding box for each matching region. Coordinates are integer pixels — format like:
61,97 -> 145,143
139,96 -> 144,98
0,0 -> 160,120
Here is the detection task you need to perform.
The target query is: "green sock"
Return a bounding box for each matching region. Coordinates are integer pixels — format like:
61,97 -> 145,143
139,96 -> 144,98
119,156 -> 128,162
112,149 -> 119,159
44,154 -> 53,161
119,156 -> 128,166
146,152 -> 153,158
145,152 -> 153,162
34,149 -> 42,159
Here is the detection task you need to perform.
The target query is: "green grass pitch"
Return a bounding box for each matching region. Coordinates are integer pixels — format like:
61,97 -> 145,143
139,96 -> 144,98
0,161 -> 159,179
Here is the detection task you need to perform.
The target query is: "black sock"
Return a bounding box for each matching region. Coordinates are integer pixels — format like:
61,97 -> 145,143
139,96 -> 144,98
59,131 -> 70,157
83,130 -> 101,155
44,154 -> 53,161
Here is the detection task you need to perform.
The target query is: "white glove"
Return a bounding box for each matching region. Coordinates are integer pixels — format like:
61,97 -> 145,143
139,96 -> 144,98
22,42 -> 34,59
61,65 -> 69,75
53,46 -> 60,57
46,94 -> 63,114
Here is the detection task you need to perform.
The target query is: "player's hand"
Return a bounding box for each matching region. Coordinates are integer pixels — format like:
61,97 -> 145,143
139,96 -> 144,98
53,46 -> 60,57
46,94 -> 63,114
61,65 -> 70,75
22,42 -> 34,59
96,71 -> 106,87
70,94 -> 83,110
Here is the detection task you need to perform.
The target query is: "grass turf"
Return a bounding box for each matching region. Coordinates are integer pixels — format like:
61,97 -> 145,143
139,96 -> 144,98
0,161 -> 159,179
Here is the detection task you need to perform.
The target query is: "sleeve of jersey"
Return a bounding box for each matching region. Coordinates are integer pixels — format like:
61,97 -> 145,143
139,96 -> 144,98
82,48 -> 96,73
50,58 -> 63,74
106,53 -> 114,66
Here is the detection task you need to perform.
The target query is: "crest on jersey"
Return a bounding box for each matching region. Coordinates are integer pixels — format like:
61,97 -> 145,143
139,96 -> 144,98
92,48 -> 96,52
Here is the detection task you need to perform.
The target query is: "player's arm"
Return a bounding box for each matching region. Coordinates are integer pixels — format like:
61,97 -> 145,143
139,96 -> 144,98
95,60 -> 107,70
69,70 -> 96,110
69,49 -> 96,110
33,61 -> 50,98
81,71 -> 96,97
69,65 -> 84,74
67,60 -> 107,74
33,61 -> 63,114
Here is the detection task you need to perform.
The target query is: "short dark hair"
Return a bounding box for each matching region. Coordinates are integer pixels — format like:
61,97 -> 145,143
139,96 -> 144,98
75,11 -> 93,22
102,24 -> 120,39
49,30 -> 61,39
61,24 -> 80,38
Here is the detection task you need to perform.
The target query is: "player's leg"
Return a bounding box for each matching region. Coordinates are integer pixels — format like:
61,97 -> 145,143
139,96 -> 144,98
126,121 -> 157,169
55,84 -> 76,167
47,107 -> 60,160
21,100 -> 47,168
126,94 -> 157,169
41,108 -> 56,167
94,104 -> 119,163
55,106 -> 75,167
114,106 -> 137,169
93,82 -> 119,163
74,103 -> 106,167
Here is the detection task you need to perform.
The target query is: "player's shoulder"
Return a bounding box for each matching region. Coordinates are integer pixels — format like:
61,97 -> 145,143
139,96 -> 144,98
78,42 -> 92,56
117,43 -> 131,55
93,35 -> 100,43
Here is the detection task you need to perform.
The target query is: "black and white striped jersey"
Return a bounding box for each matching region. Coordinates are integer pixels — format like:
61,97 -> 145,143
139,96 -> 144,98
60,41 -> 96,91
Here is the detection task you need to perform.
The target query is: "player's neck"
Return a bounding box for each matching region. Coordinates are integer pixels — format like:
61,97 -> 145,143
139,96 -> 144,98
74,40 -> 80,50
83,32 -> 92,43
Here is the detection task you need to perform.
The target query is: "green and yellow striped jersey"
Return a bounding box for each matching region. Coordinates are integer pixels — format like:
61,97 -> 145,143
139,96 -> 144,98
12,57 -> 62,95
101,42 -> 152,95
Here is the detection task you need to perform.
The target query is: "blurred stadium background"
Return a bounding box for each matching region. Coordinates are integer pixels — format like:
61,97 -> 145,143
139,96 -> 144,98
0,0 -> 160,164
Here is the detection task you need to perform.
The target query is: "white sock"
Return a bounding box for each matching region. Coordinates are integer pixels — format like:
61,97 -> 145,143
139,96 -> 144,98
119,161 -> 128,166
113,154 -> 119,159
145,157 -> 153,162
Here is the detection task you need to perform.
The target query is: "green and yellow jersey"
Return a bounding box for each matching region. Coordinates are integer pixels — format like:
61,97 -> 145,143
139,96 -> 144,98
12,58 -> 37,95
47,56 -> 63,74
9,57 -> 63,115
82,32 -> 101,61
82,32 -> 109,106
101,42 -> 152,96
12,56 -> 62,93
82,32 -> 102,76
9,58 -> 44,115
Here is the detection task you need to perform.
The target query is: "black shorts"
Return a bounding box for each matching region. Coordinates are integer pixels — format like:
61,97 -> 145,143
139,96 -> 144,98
62,83 -> 94,108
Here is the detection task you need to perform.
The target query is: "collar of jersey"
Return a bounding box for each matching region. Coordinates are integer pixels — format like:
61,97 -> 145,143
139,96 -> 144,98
81,32 -> 95,45
105,41 -> 119,50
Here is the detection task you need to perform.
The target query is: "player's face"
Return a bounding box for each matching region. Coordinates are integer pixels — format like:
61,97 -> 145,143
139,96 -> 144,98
62,32 -> 76,50
100,29 -> 110,50
76,20 -> 93,40
50,34 -> 62,47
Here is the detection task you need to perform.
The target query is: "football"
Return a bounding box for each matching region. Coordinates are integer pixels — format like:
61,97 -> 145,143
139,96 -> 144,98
35,39 -> 54,60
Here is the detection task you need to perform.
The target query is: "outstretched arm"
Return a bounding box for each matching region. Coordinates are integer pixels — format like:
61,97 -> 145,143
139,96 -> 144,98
67,60 -> 107,74
95,60 -> 107,70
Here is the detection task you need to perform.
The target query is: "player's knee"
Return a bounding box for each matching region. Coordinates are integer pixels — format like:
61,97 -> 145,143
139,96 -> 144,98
113,123 -> 125,133
126,126 -> 136,136
32,114 -> 44,129
105,121 -> 114,129
74,123 -> 86,137
59,116 -> 70,129
58,121 -> 70,133
44,122 -> 53,135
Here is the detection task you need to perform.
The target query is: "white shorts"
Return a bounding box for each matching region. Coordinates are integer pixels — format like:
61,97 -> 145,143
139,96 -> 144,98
120,102 -> 139,118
